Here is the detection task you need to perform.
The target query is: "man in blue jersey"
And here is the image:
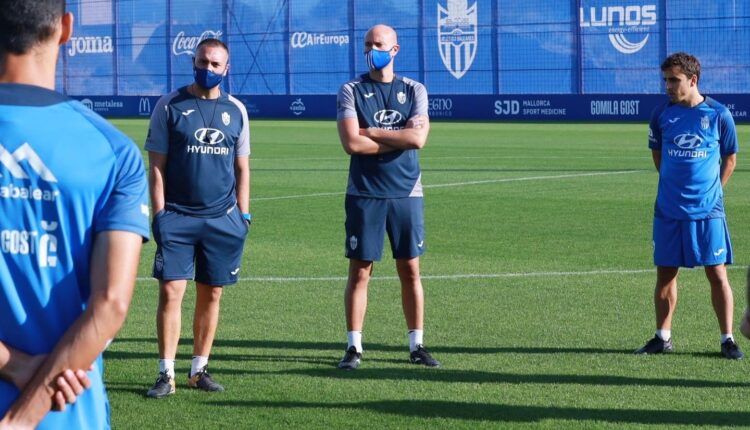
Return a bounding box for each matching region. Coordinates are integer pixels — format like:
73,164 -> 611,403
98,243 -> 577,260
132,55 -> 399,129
145,38 -> 251,398
336,24 -> 439,370
636,52 -> 742,359
0,0 -> 150,428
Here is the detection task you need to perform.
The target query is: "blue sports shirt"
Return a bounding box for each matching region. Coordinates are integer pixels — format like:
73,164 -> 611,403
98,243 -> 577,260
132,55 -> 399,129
648,97 -> 738,220
145,87 -> 250,217
0,83 -> 150,429
337,74 -> 428,198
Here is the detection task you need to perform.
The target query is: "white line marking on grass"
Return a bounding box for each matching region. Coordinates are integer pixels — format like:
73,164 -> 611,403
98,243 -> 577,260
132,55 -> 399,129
423,170 -> 642,189
136,265 -> 746,283
254,191 -> 342,201
253,170 -> 644,201
252,156 -> 647,161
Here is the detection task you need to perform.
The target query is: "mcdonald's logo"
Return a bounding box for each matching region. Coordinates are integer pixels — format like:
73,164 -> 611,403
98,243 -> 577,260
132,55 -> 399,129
138,97 -> 152,116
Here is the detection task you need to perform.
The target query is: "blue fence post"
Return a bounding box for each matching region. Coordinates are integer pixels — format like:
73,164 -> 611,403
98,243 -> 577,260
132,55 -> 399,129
574,0 -> 582,94
222,0 -> 230,93
491,0 -> 499,94
166,0 -> 173,92
659,0 -> 668,80
418,0 -> 425,85
112,0 -> 118,95
285,0 -> 292,94
348,1 -> 356,80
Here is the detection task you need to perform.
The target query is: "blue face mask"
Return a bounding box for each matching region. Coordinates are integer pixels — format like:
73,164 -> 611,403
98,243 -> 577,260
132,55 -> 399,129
365,48 -> 393,71
193,64 -> 224,89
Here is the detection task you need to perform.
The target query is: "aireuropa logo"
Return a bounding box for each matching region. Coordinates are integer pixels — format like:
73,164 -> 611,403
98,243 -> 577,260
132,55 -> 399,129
138,97 -> 152,116
579,4 -> 656,54
172,30 -> 223,56
438,0 -> 478,79
290,98 -> 306,116
673,133 -> 703,149
290,32 -> 349,49
373,110 -> 404,126
67,36 -> 113,57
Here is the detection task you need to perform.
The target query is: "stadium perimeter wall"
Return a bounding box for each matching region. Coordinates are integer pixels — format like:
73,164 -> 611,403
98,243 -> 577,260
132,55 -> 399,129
62,0 -> 750,122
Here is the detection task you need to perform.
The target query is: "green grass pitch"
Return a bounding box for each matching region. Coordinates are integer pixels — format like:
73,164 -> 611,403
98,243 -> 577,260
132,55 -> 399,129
105,119 -> 750,428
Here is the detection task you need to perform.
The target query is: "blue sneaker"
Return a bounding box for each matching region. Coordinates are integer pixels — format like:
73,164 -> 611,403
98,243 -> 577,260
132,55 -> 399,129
409,345 -> 440,367
187,366 -> 224,392
721,339 -> 744,360
337,346 -> 361,370
635,336 -> 673,355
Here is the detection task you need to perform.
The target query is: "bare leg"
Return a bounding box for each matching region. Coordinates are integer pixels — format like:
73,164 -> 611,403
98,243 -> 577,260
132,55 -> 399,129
396,257 -> 424,330
704,264 -> 733,335
193,282 -> 223,357
655,266 -> 679,330
345,259 -> 373,331
157,280 -> 188,359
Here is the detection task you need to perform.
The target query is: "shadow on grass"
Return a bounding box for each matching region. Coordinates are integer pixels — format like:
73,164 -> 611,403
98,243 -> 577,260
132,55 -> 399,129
112,337 -> 631,355
276,367 -> 747,389
205,399 -> 750,426
251,167 -> 647,173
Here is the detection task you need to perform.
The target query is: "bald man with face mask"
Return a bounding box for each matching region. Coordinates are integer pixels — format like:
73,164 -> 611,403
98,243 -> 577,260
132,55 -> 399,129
335,24 -> 439,370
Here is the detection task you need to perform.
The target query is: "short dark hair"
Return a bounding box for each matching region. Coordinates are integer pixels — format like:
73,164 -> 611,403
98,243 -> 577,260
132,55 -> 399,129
0,0 -> 65,55
661,52 -> 701,82
196,38 -> 229,55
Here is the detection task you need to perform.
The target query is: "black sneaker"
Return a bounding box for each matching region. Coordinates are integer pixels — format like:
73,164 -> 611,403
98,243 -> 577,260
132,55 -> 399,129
337,346 -> 362,370
721,338 -> 744,360
146,371 -> 175,399
409,344 -> 441,367
187,366 -> 224,392
634,336 -> 674,355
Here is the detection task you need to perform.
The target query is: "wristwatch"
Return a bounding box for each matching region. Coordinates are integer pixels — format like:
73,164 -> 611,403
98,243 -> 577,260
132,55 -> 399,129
242,213 -> 252,225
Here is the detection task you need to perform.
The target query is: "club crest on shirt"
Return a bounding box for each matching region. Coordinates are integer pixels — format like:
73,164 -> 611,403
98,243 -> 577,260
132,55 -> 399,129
701,115 -> 709,130
222,112 -> 231,126
397,91 -> 406,104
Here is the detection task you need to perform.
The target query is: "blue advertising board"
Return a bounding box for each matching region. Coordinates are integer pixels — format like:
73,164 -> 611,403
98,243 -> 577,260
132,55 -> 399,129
69,93 -> 750,123
62,0 -> 749,122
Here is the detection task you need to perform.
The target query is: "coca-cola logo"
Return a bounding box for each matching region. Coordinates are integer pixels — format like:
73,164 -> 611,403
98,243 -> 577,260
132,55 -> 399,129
172,30 -> 223,56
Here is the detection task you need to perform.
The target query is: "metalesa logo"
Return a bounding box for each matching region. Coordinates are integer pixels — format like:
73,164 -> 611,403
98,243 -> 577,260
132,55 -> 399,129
438,0 -> 478,79
579,4 -> 657,54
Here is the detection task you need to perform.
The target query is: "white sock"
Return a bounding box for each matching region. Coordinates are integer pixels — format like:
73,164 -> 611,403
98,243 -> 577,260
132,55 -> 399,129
721,333 -> 734,343
347,331 -> 363,353
158,359 -> 175,379
409,329 -> 424,352
655,329 -> 671,341
190,356 -> 209,377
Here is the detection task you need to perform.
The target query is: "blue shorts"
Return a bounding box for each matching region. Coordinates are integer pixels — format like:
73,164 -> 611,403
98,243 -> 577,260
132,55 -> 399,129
152,207 -> 248,285
653,217 -> 732,268
345,195 -> 425,261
